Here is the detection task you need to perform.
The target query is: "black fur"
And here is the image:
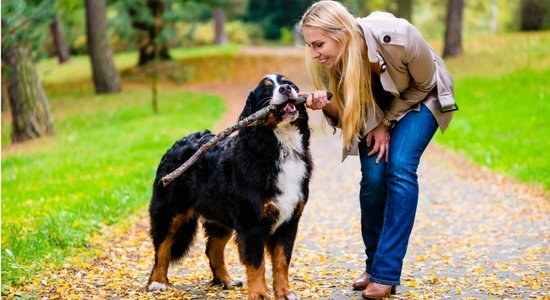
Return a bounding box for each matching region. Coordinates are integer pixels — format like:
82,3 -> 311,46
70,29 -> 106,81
147,74 -> 312,299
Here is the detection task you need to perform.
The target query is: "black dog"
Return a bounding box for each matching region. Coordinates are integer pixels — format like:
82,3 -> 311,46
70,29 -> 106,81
147,74 -> 312,300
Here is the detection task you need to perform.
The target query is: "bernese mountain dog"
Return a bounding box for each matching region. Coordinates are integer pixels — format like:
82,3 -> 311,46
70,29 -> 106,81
147,74 -> 312,300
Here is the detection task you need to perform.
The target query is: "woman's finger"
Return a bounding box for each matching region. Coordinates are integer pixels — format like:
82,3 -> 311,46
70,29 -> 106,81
367,140 -> 380,157
366,132 -> 373,148
376,143 -> 386,164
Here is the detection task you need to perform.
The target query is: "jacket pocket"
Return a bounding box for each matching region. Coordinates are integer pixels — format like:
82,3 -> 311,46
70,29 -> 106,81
379,31 -> 405,47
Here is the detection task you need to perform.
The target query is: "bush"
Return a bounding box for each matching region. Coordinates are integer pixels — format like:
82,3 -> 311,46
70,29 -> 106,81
175,21 -> 264,47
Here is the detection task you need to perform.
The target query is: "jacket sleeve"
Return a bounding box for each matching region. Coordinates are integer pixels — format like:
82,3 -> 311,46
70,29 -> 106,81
384,24 -> 436,121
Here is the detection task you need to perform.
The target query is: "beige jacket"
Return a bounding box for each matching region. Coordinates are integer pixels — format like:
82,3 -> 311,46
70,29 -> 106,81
327,12 -> 457,160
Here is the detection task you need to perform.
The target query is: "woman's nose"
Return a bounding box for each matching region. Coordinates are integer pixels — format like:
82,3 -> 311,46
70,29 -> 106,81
311,50 -> 320,59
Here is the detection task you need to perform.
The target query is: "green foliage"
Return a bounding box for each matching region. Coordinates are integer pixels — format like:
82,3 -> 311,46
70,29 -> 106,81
175,21 -> 263,46
1,0 -> 55,60
413,0 -> 524,39
279,27 -> 295,45
1,86 -> 226,286
244,0 -> 313,40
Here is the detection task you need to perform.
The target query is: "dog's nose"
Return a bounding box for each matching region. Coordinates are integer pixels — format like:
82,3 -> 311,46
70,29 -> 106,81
279,84 -> 292,95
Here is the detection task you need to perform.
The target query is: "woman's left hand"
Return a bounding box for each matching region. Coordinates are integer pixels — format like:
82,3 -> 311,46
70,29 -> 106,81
366,123 -> 390,164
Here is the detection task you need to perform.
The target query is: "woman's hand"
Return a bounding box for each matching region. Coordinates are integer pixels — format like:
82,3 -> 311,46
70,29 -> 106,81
300,91 -> 331,110
366,123 -> 391,164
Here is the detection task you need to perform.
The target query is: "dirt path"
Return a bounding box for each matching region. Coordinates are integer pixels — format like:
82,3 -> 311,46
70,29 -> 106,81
8,49 -> 549,299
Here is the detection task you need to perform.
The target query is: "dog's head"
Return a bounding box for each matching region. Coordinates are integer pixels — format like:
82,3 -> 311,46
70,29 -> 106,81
240,74 -> 303,125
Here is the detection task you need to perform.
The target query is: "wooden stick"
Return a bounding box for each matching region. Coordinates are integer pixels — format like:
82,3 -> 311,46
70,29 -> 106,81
160,95 -> 310,187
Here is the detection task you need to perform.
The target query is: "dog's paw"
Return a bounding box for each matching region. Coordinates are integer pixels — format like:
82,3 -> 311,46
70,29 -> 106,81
276,290 -> 299,300
148,281 -> 167,291
248,291 -> 270,300
224,278 -> 243,289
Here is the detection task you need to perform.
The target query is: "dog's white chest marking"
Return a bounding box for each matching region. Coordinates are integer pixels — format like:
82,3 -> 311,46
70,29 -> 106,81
272,124 -> 306,232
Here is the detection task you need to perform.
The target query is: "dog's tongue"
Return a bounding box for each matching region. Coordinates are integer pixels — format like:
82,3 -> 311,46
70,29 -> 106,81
283,102 -> 296,113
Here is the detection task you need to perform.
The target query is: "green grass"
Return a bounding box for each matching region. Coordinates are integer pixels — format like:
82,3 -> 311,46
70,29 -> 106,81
38,44 -> 239,85
435,31 -> 550,190
436,68 -> 549,188
1,87 -> 226,286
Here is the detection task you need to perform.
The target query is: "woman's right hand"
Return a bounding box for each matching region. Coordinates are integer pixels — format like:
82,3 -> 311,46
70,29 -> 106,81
366,123 -> 391,164
301,91 -> 331,110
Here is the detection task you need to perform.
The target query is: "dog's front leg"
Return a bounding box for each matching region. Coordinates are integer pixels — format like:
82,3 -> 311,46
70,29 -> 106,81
237,230 -> 269,300
245,259 -> 269,300
268,216 -> 302,300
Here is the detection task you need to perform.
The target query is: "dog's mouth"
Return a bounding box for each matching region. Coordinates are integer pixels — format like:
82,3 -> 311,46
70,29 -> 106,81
281,102 -> 298,121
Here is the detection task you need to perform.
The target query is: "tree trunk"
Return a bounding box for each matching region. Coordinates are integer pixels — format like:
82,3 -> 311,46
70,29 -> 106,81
2,46 -> 55,143
443,0 -> 464,58
50,13 -> 70,64
213,8 -> 228,45
396,0 -> 412,22
131,0 -> 172,66
85,0 -> 121,94
520,0 -> 547,31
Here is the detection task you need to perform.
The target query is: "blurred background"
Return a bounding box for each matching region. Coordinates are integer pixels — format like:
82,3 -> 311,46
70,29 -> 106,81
1,0 -> 549,295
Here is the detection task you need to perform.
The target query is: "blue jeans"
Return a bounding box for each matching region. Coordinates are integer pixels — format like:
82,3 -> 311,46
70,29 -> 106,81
358,104 -> 438,285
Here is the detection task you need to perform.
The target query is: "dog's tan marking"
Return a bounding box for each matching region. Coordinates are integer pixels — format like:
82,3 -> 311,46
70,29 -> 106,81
148,210 -> 194,287
246,260 -> 269,300
280,76 -> 289,82
206,231 -> 238,288
262,199 -> 280,220
293,200 -> 305,220
263,112 -> 279,127
263,79 -> 274,87
271,243 -> 292,299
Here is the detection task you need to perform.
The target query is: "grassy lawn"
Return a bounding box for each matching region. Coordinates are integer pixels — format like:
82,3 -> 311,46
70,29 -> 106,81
37,44 -> 239,85
1,47 -> 232,286
435,31 -> 550,190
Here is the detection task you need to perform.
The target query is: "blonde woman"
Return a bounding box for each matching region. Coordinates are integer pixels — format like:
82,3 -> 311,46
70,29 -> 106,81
300,1 -> 457,298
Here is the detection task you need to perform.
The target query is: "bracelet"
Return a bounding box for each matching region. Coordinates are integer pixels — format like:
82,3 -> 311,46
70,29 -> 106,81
382,118 -> 396,130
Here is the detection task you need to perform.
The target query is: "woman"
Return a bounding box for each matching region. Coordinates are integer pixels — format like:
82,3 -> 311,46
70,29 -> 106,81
299,1 -> 457,299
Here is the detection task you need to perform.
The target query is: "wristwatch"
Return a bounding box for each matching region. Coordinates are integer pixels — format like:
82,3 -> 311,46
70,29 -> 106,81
382,118 -> 396,130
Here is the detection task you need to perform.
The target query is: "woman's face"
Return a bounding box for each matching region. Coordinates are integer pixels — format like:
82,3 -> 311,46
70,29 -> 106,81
302,26 -> 341,69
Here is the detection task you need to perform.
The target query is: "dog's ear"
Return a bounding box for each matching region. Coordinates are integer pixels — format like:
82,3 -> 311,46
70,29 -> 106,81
239,91 -> 255,120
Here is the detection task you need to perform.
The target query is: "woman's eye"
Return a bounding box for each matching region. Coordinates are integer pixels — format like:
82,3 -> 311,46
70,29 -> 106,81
313,42 -> 324,48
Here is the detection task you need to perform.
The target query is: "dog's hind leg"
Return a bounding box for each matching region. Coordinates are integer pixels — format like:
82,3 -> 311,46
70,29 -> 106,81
148,209 -> 197,291
203,222 -> 243,289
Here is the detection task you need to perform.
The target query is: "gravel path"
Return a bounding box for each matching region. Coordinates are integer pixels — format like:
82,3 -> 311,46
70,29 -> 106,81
9,56 -> 549,299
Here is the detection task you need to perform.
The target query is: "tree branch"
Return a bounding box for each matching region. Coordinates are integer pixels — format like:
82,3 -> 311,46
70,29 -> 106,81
160,95 -> 311,187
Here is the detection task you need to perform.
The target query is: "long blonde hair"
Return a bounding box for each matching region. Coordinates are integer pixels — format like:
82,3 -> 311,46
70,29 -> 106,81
300,0 -> 375,149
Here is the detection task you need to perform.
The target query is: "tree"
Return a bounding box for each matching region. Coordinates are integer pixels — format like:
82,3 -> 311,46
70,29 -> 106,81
50,12 -> 70,63
85,0 -> 121,94
443,0 -> 464,58
520,0 -> 548,31
213,7 -> 228,45
1,1 -> 55,143
396,0 -> 412,22
2,47 -> 55,143
127,0 -> 172,66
